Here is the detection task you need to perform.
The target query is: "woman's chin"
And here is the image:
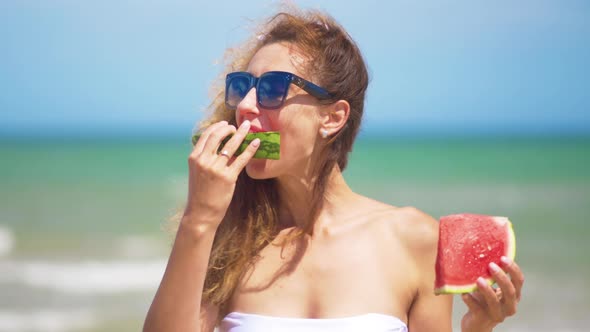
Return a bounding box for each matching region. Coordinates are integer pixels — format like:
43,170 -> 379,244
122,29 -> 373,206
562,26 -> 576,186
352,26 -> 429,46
245,160 -> 274,180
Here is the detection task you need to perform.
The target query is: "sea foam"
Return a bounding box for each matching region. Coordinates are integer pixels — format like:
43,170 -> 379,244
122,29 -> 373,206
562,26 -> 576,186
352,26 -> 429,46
0,259 -> 166,294
0,226 -> 14,257
0,309 -> 96,332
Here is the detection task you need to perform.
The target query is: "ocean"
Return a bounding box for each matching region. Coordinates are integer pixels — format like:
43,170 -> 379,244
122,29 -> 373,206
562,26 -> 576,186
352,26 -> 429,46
1,135 -> 589,332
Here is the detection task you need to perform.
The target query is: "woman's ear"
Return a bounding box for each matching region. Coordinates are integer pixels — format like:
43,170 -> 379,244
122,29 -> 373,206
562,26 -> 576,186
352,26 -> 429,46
319,100 -> 350,138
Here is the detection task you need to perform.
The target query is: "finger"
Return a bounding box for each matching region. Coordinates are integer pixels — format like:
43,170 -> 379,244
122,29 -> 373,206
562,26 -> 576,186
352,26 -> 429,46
229,138 -> 261,173
489,262 -> 517,316
202,124 -> 237,156
470,289 -> 485,303
501,256 -> 525,302
215,120 -> 251,165
193,121 -> 228,155
462,293 -> 482,313
477,277 -> 504,323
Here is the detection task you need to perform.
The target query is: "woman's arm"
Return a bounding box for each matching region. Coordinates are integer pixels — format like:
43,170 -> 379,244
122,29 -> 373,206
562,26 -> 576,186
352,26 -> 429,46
143,120 -> 259,332
143,220 -> 218,332
400,208 -> 453,331
409,290 -> 454,331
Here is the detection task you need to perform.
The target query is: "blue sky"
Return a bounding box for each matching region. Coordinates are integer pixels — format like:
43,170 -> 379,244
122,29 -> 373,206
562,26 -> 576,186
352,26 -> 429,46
1,0 -> 589,137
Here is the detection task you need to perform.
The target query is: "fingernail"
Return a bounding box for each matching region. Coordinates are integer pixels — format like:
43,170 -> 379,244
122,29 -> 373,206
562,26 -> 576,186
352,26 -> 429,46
489,262 -> 501,273
501,256 -> 512,265
251,138 -> 260,147
477,277 -> 487,286
241,120 -> 250,128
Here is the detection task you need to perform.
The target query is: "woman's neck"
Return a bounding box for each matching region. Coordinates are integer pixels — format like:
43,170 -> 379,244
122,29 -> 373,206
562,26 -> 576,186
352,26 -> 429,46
276,164 -> 355,234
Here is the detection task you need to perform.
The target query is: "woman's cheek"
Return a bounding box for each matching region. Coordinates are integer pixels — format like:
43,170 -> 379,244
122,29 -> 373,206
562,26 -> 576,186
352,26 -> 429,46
267,113 -> 282,132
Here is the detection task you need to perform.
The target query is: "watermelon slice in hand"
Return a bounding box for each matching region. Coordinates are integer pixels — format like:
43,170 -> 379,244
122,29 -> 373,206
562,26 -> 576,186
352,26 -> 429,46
434,213 -> 516,294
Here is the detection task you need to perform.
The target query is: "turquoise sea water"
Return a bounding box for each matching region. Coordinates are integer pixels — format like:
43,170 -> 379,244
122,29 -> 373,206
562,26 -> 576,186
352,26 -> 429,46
1,136 -> 589,331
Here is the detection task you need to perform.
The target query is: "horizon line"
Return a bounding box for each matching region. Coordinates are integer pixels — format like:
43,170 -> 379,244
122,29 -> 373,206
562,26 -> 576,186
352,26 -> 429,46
1,128 -> 589,143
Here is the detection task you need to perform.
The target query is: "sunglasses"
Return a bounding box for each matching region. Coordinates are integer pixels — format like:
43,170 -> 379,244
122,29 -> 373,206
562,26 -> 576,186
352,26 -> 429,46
225,71 -> 333,110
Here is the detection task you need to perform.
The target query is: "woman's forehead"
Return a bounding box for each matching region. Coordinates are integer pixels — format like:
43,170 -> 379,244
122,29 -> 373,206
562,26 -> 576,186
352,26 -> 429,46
247,42 -> 308,77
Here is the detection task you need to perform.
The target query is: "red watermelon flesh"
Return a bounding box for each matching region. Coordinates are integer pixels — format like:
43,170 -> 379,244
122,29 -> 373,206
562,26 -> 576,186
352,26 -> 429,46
434,214 -> 516,294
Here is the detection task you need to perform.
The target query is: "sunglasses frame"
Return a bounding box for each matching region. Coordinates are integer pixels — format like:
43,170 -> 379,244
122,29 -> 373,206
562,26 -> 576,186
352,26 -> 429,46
225,71 -> 333,110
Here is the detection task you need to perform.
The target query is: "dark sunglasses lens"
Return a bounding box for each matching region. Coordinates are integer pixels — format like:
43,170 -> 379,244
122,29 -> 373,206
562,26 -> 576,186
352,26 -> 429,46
226,75 -> 251,109
258,74 -> 288,109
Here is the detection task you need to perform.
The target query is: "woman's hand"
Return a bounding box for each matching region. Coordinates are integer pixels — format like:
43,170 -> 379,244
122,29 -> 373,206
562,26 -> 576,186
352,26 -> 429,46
460,257 -> 525,332
183,120 -> 259,230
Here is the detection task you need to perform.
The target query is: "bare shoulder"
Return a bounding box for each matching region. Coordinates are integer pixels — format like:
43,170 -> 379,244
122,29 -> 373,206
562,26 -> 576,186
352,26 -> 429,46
362,199 -> 439,256
391,206 -> 439,253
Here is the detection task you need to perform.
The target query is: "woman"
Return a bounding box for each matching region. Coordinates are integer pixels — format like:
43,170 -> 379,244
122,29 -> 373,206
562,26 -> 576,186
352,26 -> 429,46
144,8 -> 524,332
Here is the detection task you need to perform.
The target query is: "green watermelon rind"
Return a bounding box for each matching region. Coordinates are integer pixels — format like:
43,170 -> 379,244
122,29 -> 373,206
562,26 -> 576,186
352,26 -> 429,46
434,216 -> 516,295
191,131 -> 280,160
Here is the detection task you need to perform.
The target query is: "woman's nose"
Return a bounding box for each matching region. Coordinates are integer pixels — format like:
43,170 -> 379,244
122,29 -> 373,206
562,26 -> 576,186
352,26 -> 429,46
236,88 -> 259,117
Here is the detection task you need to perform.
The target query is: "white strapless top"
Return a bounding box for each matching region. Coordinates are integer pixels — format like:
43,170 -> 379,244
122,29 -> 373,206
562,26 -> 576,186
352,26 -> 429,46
219,312 -> 408,332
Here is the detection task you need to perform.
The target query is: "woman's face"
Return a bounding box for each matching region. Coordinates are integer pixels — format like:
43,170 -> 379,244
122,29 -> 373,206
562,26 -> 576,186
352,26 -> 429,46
235,42 -> 324,180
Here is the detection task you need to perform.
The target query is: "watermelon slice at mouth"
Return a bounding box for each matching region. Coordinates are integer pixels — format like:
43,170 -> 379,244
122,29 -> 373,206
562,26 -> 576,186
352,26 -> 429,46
434,213 -> 516,294
191,131 -> 280,160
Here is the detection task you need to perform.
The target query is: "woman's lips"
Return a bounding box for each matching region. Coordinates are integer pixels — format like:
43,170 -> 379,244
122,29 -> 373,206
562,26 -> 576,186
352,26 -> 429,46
248,126 -> 264,133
